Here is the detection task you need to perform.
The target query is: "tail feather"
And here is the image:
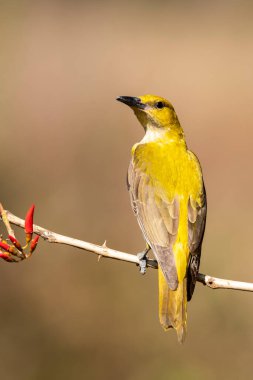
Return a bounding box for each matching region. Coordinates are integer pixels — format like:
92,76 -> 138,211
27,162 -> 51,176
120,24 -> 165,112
158,268 -> 187,343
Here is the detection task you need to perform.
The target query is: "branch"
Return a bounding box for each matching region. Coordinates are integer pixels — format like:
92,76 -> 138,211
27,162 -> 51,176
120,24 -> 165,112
196,273 -> 253,292
0,204 -> 15,238
1,208 -> 253,292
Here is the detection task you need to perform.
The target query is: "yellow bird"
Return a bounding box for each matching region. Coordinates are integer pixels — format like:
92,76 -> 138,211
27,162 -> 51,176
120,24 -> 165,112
117,95 -> 207,343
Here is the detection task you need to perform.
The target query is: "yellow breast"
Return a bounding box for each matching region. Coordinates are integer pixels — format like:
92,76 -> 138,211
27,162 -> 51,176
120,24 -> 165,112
132,136 -> 203,280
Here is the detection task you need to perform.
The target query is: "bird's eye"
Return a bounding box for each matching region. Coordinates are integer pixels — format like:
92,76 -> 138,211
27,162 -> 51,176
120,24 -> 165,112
155,101 -> 164,109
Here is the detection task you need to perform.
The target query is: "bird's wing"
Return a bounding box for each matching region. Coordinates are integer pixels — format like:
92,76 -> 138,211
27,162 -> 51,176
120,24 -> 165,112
128,160 -> 179,290
187,183 -> 207,301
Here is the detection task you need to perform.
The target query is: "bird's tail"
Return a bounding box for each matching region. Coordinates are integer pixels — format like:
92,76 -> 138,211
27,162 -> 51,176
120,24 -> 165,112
158,267 -> 187,343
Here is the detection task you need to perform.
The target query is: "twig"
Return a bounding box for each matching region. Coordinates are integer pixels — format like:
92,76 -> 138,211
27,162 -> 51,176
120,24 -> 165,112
1,208 -> 253,292
196,273 -> 253,291
0,204 -> 15,238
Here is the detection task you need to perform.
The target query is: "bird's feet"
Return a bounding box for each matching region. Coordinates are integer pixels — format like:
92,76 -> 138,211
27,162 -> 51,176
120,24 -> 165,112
137,244 -> 150,275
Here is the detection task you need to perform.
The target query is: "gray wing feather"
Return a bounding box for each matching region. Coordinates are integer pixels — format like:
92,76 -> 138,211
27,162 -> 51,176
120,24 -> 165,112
187,186 -> 207,300
128,160 -> 179,290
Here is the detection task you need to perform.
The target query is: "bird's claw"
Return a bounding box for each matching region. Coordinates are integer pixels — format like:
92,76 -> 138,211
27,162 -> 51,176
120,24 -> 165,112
137,254 -> 147,274
137,245 -> 150,275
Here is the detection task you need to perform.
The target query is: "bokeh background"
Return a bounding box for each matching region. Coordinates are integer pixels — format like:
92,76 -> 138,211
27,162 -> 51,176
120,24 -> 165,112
1,0 -> 253,379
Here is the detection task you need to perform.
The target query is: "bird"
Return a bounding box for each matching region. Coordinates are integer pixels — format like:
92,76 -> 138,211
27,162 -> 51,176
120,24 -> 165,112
117,94 -> 207,343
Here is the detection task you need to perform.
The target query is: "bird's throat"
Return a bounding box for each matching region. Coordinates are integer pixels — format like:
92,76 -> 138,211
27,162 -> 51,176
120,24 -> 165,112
140,126 -> 186,146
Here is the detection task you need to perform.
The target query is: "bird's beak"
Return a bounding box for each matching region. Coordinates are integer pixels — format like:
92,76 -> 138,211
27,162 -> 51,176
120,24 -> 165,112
116,96 -> 146,110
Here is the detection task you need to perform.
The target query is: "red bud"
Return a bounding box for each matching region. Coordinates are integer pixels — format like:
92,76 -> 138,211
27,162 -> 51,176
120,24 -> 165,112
25,204 -> 35,243
0,252 -> 13,262
9,235 -> 23,251
0,241 -> 11,252
25,204 -> 35,234
30,235 -> 39,253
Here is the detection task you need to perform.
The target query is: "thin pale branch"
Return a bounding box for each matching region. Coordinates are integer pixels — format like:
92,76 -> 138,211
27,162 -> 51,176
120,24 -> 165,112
1,208 -> 253,292
196,273 -> 253,291
0,203 -> 15,238
3,210 -> 158,267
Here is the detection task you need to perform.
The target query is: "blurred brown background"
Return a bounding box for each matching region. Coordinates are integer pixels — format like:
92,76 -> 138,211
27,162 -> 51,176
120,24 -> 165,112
1,0 -> 253,379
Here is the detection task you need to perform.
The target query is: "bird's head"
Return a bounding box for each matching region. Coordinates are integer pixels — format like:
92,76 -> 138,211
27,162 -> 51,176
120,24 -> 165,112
117,94 -> 180,130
